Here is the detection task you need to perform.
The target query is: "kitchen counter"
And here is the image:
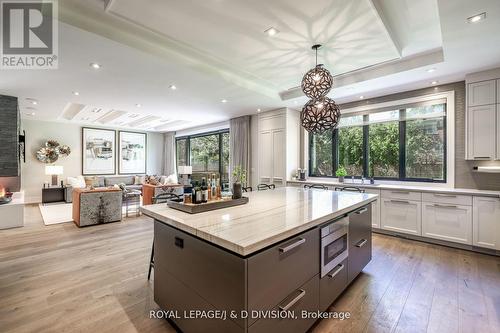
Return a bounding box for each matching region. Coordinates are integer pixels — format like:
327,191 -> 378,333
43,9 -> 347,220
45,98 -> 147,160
140,186 -> 376,256
288,179 -> 500,198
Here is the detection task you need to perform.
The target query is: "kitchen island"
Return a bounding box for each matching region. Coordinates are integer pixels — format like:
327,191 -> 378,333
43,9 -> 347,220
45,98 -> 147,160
141,187 -> 377,333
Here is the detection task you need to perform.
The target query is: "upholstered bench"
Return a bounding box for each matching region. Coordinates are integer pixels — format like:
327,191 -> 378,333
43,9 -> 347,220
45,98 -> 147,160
72,187 -> 122,227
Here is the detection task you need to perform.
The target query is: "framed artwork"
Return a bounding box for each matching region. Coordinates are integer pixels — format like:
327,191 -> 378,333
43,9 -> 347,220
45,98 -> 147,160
118,131 -> 147,174
82,127 -> 116,175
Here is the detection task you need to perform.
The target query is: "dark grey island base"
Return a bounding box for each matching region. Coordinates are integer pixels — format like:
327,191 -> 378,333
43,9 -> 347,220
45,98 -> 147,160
153,204 -> 372,333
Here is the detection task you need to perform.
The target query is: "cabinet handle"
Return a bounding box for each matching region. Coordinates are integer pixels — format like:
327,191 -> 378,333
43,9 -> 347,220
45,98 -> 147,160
391,191 -> 410,195
355,239 -> 368,248
328,264 -> 345,278
434,194 -> 457,198
433,204 -> 458,209
355,207 -> 368,215
390,199 -> 410,204
279,238 -> 306,253
473,156 -> 491,159
278,289 -> 306,311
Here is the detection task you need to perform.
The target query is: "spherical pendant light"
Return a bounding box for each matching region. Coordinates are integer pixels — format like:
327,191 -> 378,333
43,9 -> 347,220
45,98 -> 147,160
301,64 -> 333,99
300,97 -> 340,134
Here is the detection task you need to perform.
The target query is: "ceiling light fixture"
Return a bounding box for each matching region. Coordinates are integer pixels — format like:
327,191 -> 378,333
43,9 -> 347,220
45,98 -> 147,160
135,103 -> 142,108
264,27 -> 279,36
359,96 -> 364,99
257,108 -> 261,112
90,62 -> 101,69
31,100 -> 38,105
427,68 -> 436,73
431,81 -> 438,85
72,91 -> 80,96
221,99 -> 227,103
300,44 -> 340,134
467,12 -> 486,24
169,85 -> 177,90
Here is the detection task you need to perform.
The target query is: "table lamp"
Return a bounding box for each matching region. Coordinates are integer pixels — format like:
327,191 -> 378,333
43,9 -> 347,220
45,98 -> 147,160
178,165 -> 192,186
45,165 -> 64,186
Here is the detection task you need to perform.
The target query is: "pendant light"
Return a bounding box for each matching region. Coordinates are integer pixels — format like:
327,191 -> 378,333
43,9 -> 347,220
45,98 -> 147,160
300,44 -> 340,134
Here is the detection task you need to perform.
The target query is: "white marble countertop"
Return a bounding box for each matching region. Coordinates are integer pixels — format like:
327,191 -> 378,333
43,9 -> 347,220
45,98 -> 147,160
287,179 -> 500,198
141,187 -> 377,256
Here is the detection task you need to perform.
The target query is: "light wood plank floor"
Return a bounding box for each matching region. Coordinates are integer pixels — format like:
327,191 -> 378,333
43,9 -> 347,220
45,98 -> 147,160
0,205 -> 499,333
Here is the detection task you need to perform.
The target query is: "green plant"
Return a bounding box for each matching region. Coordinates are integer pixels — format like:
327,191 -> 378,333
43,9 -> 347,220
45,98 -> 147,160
232,165 -> 247,184
336,166 -> 347,177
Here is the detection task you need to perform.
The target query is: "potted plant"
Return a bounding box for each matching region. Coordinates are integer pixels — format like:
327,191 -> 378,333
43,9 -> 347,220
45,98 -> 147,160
336,166 -> 347,183
232,165 -> 247,199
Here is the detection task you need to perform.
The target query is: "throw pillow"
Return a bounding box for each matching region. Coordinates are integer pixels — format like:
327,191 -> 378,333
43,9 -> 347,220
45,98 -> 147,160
84,176 -> 99,187
134,175 -> 145,185
145,175 -> 161,185
67,176 -> 86,188
164,173 -> 178,185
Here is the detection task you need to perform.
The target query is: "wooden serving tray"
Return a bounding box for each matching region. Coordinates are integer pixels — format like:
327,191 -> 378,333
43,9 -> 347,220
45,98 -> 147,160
167,196 -> 249,214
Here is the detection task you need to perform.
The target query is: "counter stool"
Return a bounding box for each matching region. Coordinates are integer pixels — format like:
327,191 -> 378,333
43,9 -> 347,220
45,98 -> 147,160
334,186 -> 365,193
304,184 -> 328,190
257,184 -> 275,191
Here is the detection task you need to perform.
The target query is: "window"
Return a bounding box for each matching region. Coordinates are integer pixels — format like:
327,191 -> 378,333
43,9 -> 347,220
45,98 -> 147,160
309,100 -> 446,182
176,130 -> 229,186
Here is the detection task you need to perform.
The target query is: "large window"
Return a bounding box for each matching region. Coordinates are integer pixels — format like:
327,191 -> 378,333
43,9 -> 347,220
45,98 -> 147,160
309,100 -> 446,183
176,130 -> 230,185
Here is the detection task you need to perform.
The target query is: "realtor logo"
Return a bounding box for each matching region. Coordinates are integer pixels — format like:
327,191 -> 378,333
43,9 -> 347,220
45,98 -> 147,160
1,0 -> 58,69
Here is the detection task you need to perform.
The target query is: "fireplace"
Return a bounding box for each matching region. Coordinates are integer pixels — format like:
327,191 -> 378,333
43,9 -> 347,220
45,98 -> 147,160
0,186 -> 13,205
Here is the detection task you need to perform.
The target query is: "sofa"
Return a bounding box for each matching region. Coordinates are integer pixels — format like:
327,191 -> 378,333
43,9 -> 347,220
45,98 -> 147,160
65,175 -> 143,203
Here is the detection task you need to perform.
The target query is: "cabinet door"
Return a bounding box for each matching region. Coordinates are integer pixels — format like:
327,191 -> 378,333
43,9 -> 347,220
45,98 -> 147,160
497,79 -> 500,104
473,197 -> 500,249
272,129 -> 285,186
259,130 -> 273,184
365,188 -> 380,228
422,203 -> 472,245
381,199 -> 421,235
348,205 -> 372,283
468,80 -> 496,106
497,105 -> 500,160
468,104 -> 496,159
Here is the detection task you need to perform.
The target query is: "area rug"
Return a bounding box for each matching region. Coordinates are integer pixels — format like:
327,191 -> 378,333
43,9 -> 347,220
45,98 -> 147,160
39,203 -> 73,225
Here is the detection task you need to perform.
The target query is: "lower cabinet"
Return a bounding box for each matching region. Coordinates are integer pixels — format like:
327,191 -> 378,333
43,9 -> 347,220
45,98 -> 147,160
320,259 -> 347,311
365,188 -> 380,228
381,199 -> 422,235
422,203 -> 472,245
248,275 -> 319,333
348,205 -> 372,283
473,196 -> 500,249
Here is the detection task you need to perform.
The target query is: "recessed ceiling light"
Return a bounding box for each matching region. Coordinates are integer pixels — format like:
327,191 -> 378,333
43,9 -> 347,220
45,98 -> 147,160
427,68 -> 436,73
221,99 -> 227,103
90,62 -> 101,69
264,27 -> 279,37
72,91 -> 80,96
467,12 -> 486,24
135,103 -> 142,108
257,108 -> 261,112
431,81 -> 438,85
24,112 -> 35,116
31,100 -> 38,105
169,85 -> 177,90
359,96 -> 364,99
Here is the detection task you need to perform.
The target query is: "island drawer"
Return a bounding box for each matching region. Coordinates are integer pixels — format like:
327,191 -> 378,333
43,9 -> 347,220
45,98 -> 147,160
248,275 -> 319,333
247,227 -> 319,323
348,205 -> 372,283
422,192 -> 472,206
382,189 -> 422,201
154,221 -> 246,328
320,258 -> 348,311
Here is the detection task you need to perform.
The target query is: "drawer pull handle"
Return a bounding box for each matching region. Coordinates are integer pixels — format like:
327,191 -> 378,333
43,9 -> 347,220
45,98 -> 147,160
473,156 -> 491,159
355,207 -> 368,215
328,264 -> 345,278
174,237 -> 184,248
433,204 -> 458,209
434,194 -> 457,198
279,238 -> 306,253
278,289 -> 306,311
392,191 -> 410,195
355,239 -> 368,248
390,200 -> 410,204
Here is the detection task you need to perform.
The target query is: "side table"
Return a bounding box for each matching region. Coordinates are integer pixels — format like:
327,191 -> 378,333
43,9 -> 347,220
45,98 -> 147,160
42,186 -> 66,204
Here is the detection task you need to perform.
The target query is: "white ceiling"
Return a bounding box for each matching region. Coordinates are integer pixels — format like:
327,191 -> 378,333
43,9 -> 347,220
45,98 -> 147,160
1,0 -> 499,132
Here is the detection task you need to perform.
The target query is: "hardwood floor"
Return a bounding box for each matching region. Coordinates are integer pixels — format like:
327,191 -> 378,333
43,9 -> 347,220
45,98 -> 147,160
1,205 -> 499,333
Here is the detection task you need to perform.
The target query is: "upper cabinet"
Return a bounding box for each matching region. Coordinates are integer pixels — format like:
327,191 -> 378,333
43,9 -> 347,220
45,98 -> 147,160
465,69 -> 500,160
0,95 -> 20,177
468,80 -> 496,107
257,109 -> 299,187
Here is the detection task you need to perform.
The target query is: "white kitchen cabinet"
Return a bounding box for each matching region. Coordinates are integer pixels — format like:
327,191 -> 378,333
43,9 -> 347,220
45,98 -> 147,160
422,203 -> 472,245
381,199 -> 421,235
257,109 -> 299,187
497,79 -> 500,103
365,188 -> 380,229
468,80 -> 496,106
467,104 -> 497,160
473,196 -> 500,249
497,105 -> 500,160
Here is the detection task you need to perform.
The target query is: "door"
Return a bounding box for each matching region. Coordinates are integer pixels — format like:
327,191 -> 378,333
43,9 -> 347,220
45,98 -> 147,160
468,104 -> 496,160
272,129 -> 285,187
365,188 -> 380,228
259,130 -> 273,184
473,197 -> 500,249
381,199 -> 421,235
468,80 -> 496,106
422,203 -> 472,245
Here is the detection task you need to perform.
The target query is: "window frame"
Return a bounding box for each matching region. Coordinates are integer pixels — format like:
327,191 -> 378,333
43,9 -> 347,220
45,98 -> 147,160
175,129 -> 229,179
308,104 -> 447,183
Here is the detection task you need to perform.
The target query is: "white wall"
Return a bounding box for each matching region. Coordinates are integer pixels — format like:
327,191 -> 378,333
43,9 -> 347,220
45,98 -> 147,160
21,119 -> 164,203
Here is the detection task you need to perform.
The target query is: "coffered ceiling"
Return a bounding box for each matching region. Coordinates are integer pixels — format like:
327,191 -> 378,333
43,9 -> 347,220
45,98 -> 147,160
0,0 -> 499,132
